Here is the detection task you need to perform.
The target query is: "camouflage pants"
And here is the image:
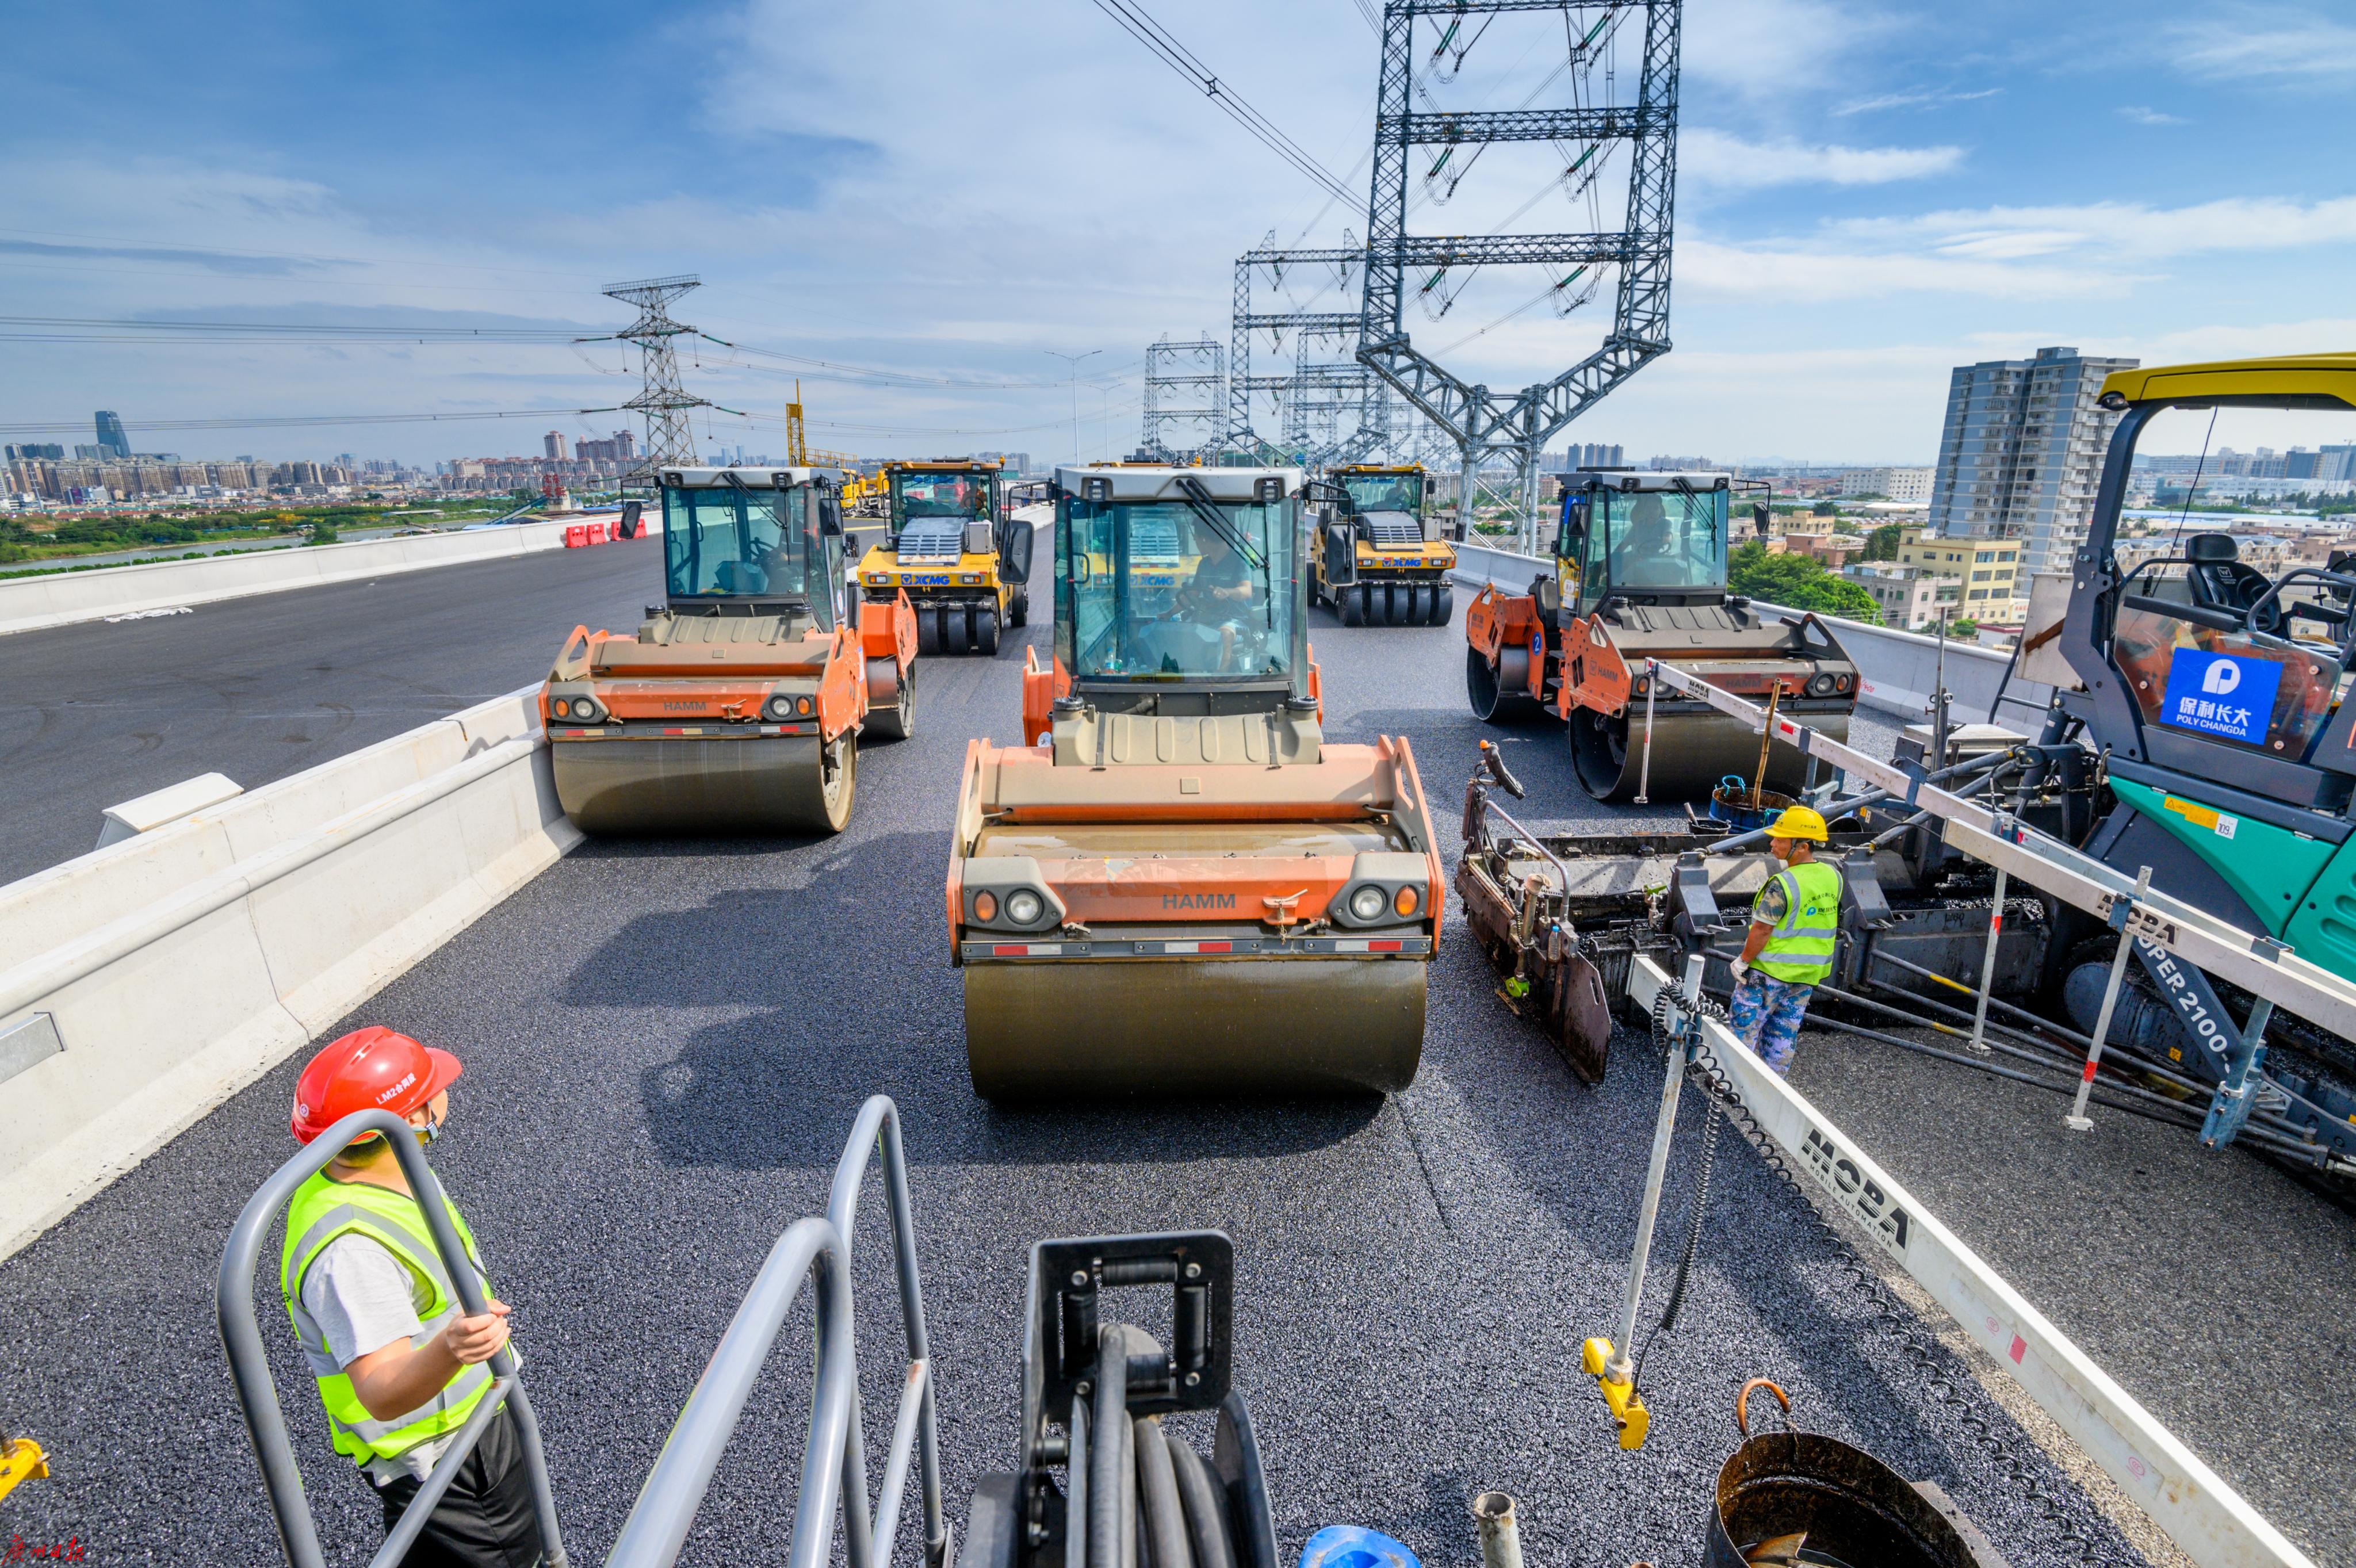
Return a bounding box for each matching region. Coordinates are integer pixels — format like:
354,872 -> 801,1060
1728,971 -> 1814,1076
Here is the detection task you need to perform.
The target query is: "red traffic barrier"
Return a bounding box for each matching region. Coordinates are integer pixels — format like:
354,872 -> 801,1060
564,524 -> 587,548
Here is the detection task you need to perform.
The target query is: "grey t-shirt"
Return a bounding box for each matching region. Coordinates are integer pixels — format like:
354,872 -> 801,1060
301,1233 -> 457,1485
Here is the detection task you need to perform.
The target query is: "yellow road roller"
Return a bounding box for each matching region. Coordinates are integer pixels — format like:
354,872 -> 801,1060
855,458 -> 1036,655
542,465 -> 917,836
1310,462 -> 1458,625
947,462 -> 1441,1100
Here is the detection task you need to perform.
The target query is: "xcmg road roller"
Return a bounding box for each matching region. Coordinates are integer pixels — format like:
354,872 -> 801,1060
1309,462 -> 1458,626
855,458 -> 1036,655
541,465 -> 917,836
947,463 -> 1441,1100
1464,469 -> 1859,803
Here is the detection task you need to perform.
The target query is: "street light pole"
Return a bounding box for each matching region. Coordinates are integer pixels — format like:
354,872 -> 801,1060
1045,349 -> 1100,466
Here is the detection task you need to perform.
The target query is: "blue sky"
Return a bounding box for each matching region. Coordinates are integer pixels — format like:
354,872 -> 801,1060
4,0 -> 2354,466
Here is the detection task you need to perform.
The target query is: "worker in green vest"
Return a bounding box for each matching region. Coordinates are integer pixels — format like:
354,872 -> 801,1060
280,1027 -> 544,1568
1726,805 -> 1841,1076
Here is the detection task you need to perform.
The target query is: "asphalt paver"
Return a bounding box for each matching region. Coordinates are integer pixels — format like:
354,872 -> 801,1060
1,566 -> 2335,1566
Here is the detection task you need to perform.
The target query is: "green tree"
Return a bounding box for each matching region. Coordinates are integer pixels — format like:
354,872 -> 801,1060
308,523 -> 340,546
1728,540 -> 1881,623
1946,617 -> 1979,638
1861,522 -> 1903,561
1811,499 -> 1837,517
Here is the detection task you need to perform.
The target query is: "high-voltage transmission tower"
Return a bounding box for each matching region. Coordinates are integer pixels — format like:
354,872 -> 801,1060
1226,236 -> 1395,466
1357,1 -> 1681,544
1140,334 -> 1227,461
604,274 -> 710,488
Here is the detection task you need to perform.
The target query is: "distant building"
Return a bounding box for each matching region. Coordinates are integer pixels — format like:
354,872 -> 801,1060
544,430 -> 569,461
1927,346 -> 2137,576
94,410 -> 129,460
6,443 -> 64,461
1843,562 -> 1961,632
1895,527 -> 2026,621
1838,466 -> 1932,502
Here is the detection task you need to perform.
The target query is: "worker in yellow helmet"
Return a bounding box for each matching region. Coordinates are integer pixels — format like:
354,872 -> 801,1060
1726,804 -> 1841,1076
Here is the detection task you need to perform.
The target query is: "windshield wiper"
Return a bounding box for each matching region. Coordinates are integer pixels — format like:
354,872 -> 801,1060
1173,475 -> 1269,570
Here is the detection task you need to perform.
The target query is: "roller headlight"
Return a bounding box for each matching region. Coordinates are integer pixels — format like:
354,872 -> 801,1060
766,696 -> 795,720
1006,889 -> 1046,925
865,572 -> 889,586
1806,673 -> 1834,697
1348,885 -> 1389,923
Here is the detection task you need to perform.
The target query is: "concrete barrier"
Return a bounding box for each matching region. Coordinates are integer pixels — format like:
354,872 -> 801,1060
1445,545 -> 2056,731
0,685 -> 579,1261
0,519 -> 578,638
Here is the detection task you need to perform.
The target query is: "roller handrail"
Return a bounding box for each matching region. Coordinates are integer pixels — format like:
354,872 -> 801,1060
217,1108 -> 569,1568
608,1093 -> 946,1568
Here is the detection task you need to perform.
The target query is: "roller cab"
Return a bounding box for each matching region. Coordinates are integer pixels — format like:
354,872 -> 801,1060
1309,463 -> 1458,626
951,463 -> 1439,1100
854,458 -> 1035,655
1463,469 -> 1859,802
542,465 -> 917,836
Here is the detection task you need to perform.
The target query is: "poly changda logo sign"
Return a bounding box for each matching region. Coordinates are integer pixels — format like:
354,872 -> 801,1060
2159,650 -> 2281,747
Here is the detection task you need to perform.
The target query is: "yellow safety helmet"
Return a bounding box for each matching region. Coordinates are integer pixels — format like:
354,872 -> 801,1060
1766,805 -> 1829,843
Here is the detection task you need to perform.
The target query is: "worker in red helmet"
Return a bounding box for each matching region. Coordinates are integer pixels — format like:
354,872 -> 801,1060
279,1027 -> 545,1568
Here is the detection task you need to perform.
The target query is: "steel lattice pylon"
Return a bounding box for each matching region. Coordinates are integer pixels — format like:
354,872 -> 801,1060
604,274 -> 710,488
1225,238 -> 1403,468
1357,1 -> 1681,545
1141,334 -> 1227,461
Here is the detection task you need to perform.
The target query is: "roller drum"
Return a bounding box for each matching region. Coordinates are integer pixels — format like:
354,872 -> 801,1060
866,657 -> 914,741
552,731 -> 856,835
1570,705 -> 1849,804
1467,646 -> 1550,724
965,956 -> 1425,1099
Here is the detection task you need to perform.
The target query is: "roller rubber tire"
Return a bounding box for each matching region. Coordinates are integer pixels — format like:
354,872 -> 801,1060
1403,584 -> 1429,625
1429,583 -> 1454,625
1340,585 -> 1366,626
940,606 -> 967,655
1009,587 -> 1028,628
915,611 -> 939,656
974,607 -> 1001,655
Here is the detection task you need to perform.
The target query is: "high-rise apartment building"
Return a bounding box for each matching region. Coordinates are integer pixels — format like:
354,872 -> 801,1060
544,430 -> 569,461
1927,346 -> 2137,575
94,410 -> 129,460
1838,466 -> 1933,502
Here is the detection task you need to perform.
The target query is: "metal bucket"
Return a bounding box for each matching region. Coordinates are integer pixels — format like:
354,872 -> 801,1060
1706,778 -> 1793,833
1705,1382 -> 2003,1568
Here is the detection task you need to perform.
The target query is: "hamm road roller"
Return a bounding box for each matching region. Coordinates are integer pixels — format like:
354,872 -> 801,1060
947,463 -> 1442,1100
1464,468 -> 1859,803
855,457 -> 1036,655
1309,462 -> 1458,626
541,465 -> 917,836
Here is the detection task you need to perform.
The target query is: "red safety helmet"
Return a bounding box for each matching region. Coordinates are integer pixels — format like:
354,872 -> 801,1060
291,1026 -> 463,1145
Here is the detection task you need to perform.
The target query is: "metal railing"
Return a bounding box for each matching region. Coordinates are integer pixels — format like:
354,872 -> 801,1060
221,1095 -> 946,1568
605,1092 -> 947,1568
217,1107 -> 570,1568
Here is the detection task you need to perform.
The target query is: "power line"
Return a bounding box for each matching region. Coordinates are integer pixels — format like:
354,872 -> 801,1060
0,407 -> 634,436
1086,0 -> 1359,205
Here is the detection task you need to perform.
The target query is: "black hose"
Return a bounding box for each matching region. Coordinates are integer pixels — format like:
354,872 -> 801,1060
1166,1431 -> 1237,1568
1066,1403 -> 1091,1568
1134,1418 -> 1193,1568
1089,1326 -> 1135,1568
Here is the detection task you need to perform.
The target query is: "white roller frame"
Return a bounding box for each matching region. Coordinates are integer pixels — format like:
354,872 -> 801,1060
1628,953 -> 2315,1568
1642,657 -> 2356,1043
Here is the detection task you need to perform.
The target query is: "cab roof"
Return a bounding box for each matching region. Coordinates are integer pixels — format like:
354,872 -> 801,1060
1054,463 -> 1302,503
886,458 -> 1004,472
1560,469 -> 1731,492
659,465 -> 843,488
2099,354 -> 2356,410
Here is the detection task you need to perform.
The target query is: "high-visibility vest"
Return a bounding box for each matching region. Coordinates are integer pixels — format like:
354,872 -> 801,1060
278,1169 -> 501,1468
1754,859 -> 1843,986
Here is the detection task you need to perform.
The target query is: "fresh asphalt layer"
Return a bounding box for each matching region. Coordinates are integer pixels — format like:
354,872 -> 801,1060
0,556 -> 2343,1566
0,538 -> 657,887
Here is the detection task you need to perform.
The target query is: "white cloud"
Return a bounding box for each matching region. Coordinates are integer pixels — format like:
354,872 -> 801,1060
1832,86 -> 2003,117
2116,105 -> 2187,126
2167,6 -> 2356,81
1682,129 -> 1965,188
1678,239 -> 2128,303
1838,194 -> 2356,262
1682,0 -> 1883,95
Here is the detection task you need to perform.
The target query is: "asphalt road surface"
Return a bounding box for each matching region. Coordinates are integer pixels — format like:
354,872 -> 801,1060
0,539 -> 657,886
0,550 -> 2342,1566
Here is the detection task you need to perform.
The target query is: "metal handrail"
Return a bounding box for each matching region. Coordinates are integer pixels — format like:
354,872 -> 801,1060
606,1093 -> 945,1568
827,1095 -> 951,1568
217,1108 -> 569,1568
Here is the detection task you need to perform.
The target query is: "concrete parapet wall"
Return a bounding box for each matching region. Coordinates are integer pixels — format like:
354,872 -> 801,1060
1448,546 -> 2056,731
0,519 -> 575,638
0,685 -> 579,1261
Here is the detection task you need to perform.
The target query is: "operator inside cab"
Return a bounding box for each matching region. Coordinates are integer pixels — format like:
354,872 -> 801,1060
1611,494 -> 1677,584
1726,805 -> 1841,1076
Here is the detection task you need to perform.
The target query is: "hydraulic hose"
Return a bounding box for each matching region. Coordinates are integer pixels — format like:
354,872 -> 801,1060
1134,1418 -> 1193,1568
1089,1326 -> 1137,1568
1165,1431 -> 1237,1568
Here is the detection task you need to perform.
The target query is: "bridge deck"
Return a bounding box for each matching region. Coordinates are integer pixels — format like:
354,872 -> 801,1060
0,553 -> 2344,1565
